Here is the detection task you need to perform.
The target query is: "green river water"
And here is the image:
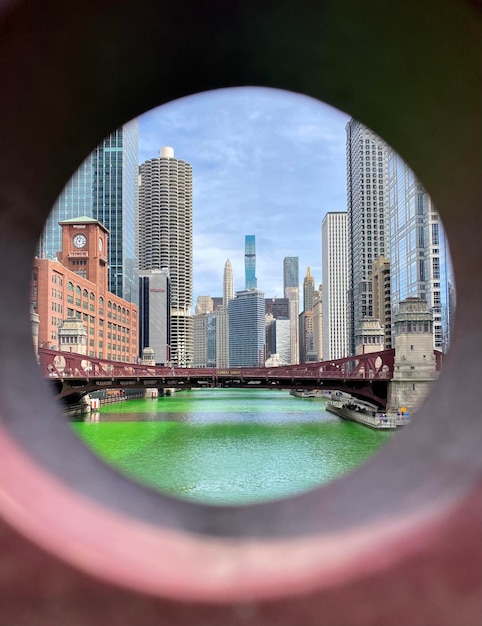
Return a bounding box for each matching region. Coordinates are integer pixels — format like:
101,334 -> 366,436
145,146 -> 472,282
72,388 -> 393,504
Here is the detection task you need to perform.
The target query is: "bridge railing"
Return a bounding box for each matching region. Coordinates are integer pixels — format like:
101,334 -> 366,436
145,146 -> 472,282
38,348 -> 396,381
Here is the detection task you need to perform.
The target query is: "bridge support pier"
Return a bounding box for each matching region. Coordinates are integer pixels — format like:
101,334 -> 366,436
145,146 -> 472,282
387,298 -> 439,414
144,388 -> 160,399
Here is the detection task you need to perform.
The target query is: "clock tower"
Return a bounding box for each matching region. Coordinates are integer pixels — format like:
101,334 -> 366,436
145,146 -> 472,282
58,216 -> 109,293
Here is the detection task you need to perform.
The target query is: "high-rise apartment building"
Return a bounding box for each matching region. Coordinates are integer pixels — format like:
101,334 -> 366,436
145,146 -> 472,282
228,289 -> 265,367
283,256 -> 299,364
138,147 -> 193,367
322,212 -> 348,360
244,235 -> 257,289
346,119 -> 390,355
37,121 -> 139,304
370,256 -> 392,349
387,152 -> 453,351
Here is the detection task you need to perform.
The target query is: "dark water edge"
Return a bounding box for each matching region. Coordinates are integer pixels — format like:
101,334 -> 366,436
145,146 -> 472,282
72,388 -> 393,504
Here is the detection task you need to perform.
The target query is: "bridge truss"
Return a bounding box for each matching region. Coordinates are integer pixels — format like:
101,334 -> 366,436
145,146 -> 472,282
39,348 -> 396,408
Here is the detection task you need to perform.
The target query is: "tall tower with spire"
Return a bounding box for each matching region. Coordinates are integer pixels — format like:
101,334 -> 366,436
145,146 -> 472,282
303,267 -> 315,312
217,258 -> 234,368
300,266 -> 316,362
223,258 -> 234,307
244,235 -> 257,289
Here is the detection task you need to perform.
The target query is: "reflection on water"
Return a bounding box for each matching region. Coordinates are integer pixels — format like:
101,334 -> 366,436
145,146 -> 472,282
72,389 -> 392,504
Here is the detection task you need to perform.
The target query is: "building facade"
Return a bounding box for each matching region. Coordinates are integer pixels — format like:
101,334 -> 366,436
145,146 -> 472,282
283,257 -> 299,291
312,284 -> 323,361
228,289 -> 266,367
266,317 -> 291,364
37,121 -> 139,303
223,258 -> 234,306
138,147 -> 193,366
32,217 -> 138,362
346,119 -> 390,355
138,269 -> 170,365
195,296 -> 213,315
283,256 -> 299,365
216,258 -> 235,368
322,212 -> 348,360
387,152 -> 454,351
300,266 -> 316,362
354,318 -> 385,355
370,256 -> 392,349
244,235 -> 257,289
265,297 -> 289,319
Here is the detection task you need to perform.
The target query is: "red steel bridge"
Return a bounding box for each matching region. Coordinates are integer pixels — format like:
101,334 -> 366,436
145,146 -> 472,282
39,347 -> 406,408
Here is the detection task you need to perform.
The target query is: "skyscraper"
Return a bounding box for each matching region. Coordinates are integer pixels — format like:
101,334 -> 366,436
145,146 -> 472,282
244,235 -> 257,289
216,258 -> 234,368
346,118 -> 389,355
223,258 -> 234,306
192,312 -> 216,368
370,256 -> 392,349
303,267 -> 315,312
300,267 -> 316,362
37,121 -> 139,303
283,256 -> 299,291
312,284 -> 323,361
387,152 -> 453,351
283,256 -> 299,364
228,289 -> 265,367
322,212 -> 348,360
138,147 -> 193,367
138,269 -> 170,365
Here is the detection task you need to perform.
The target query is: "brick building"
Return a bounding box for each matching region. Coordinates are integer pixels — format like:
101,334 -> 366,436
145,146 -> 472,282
32,216 -> 138,362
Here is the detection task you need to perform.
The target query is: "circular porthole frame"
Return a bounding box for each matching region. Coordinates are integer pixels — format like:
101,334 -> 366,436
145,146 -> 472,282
0,0 -> 481,621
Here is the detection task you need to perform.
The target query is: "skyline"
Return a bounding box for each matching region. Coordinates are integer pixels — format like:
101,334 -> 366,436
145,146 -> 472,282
138,86 -> 349,306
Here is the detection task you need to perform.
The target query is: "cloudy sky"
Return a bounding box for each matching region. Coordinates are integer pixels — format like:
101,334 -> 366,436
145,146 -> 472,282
138,87 -> 350,308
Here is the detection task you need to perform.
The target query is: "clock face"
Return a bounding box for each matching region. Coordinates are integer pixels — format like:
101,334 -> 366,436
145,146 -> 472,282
73,233 -> 87,248
99,237 -> 103,251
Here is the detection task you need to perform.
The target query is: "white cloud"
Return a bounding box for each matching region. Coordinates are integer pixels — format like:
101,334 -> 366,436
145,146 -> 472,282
139,86 -> 349,306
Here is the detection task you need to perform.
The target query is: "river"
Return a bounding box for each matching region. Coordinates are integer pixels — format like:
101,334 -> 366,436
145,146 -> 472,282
72,388 -> 392,504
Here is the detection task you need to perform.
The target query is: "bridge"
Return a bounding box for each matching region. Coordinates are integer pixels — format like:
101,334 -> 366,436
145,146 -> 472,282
39,348 -> 401,408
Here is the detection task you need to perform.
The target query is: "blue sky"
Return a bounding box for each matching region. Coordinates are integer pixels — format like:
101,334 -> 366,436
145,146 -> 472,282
138,87 -> 349,307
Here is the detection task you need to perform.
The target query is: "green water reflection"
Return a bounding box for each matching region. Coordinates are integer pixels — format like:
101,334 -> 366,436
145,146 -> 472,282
72,389 -> 392,504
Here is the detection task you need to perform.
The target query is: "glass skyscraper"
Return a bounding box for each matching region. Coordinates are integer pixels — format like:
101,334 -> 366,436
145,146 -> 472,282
244,235 -> 257,289
283,256 -> 299,291
37,120 -> 139,304
387,152 -> 454,351
228,289 -> 266,367
283,256 -> 299,364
